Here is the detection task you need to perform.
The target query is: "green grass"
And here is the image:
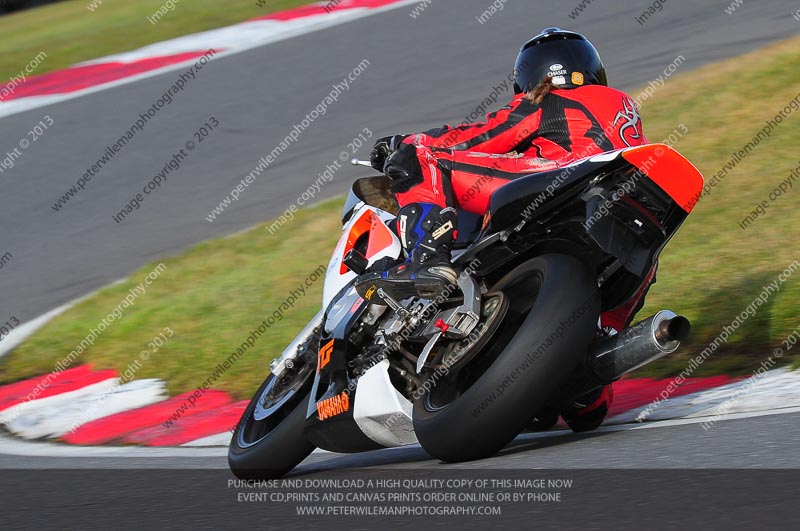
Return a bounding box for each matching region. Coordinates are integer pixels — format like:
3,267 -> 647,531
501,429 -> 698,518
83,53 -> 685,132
2,36 -> 799,394
1,0 -> 314,83
633,36 -> 800,376
0,199 -> 343,399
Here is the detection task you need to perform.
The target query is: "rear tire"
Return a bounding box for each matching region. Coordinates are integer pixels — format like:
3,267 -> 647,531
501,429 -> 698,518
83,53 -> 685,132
526,408 -> 560,432
413,254 -> 599,462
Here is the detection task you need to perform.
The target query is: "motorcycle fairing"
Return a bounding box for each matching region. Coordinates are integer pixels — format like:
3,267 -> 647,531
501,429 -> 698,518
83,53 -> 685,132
470,143 -> 703,308
323,205 -> 401,310
485,144 -> 701,232
351,359 -> 417,447
620,144 -> 704,213
304,299 -> 416,451
306,202 -> 414,453
304,308 -> 387,453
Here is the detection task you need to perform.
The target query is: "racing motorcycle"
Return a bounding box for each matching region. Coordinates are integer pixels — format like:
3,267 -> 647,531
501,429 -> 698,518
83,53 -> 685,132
228,143 -> 703,478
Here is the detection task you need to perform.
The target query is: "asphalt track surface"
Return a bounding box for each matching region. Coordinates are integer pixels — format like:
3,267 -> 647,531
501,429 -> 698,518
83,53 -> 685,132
1,1 -> 800,526
1,410 -> 799,470
3,411 -> 800,529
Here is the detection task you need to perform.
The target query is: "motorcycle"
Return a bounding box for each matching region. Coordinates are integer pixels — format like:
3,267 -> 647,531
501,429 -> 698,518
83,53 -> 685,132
228,143 -> 703,478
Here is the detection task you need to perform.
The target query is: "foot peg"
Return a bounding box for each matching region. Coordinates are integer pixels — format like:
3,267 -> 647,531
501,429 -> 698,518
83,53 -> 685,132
376,288 -> 410,320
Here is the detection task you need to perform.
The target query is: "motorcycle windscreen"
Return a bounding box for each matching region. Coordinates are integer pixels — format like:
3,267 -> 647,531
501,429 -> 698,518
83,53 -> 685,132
342,176 -> 399,224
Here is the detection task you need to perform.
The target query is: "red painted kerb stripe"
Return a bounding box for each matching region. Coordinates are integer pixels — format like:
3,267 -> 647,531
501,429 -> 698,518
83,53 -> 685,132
63,389 -> 233,445
0,52 -> 212,102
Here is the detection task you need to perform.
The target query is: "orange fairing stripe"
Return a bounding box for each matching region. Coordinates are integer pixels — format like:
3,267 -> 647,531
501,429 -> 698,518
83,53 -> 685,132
621,144 -> 705,213
366,211 -> 396,258
340,210 -> 395,274
340,210 -> 372,275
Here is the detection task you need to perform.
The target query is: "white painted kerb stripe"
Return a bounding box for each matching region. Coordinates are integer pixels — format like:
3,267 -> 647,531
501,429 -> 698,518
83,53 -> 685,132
0,0 -> 420,120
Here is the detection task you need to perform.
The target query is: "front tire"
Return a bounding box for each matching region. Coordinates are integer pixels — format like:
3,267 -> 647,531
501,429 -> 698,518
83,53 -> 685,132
413,254 -> 600,462
228,330 -> 319,478
228,375 -> 315,479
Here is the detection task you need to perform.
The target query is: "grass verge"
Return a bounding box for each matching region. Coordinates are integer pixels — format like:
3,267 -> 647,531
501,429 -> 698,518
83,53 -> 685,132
635,35 -> 800,376
0,199 -> 342,399
1,0 -> 314,83
2,36 -> 799,396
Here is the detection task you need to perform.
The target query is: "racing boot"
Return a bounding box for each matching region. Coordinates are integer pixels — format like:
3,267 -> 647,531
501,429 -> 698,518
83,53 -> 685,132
561,384 -> 614,433
355,203 -> 458,302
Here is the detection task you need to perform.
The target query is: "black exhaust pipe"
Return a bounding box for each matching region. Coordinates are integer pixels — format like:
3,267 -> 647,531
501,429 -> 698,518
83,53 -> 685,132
552,311 -> 691,405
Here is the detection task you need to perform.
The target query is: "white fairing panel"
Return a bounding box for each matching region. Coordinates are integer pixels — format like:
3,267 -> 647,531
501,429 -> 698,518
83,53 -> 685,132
322,205 -> 401,310
588,148 -> 625,163
352,359 -> 417,447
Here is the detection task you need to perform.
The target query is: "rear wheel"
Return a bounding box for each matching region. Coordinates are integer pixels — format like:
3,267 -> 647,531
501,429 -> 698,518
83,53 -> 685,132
412,254 -> 600,462
525,408 -> 560,432
228,333 -> 318,479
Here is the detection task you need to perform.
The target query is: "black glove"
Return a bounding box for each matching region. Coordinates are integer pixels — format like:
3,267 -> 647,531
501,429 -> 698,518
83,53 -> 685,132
370,134 -> 408,172
383,142 -> 424,194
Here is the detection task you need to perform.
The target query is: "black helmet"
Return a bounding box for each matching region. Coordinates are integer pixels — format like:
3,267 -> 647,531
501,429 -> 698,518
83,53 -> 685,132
514,27 -> 607,94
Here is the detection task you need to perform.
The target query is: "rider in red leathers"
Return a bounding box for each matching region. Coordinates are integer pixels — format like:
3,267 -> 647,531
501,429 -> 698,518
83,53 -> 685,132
356,28 -> 657,431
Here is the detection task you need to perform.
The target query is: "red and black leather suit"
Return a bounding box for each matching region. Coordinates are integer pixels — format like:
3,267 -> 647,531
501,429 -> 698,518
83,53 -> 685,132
389,84 -> 656,334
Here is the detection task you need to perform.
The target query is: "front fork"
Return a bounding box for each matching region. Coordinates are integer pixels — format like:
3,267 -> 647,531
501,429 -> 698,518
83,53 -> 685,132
269,309 -> 324,379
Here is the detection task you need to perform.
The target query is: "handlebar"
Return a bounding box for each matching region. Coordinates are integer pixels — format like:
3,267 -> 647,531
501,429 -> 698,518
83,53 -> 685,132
351,158 -> 372,168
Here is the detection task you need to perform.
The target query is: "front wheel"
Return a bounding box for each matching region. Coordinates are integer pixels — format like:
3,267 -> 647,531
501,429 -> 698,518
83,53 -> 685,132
412,254 -> 600,462
228,332 -> 318,479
